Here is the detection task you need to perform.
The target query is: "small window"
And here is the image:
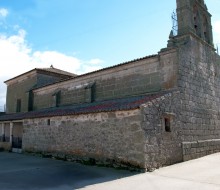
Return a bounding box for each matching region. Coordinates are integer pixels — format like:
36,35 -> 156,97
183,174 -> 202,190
91,84 -> 96,102
85,82 -> 96,103
56,92 -> 61,107
52,91 -> 61,107
47,119 -> 50,126
16,99 -> 21,113
28,91 -> 34,111
164,118 -> 171,132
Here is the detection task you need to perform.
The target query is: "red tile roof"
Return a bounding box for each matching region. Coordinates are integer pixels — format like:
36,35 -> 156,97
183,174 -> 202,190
0,90 -> 173,122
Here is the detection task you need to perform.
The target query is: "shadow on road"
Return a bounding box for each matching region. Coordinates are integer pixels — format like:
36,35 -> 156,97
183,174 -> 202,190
0,152 -> 139,190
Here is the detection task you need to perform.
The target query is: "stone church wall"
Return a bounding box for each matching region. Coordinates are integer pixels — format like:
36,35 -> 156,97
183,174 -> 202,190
6,75 -> 37,113
33,52 -> 178,110
178,36 -> 220,141
22,109 -> 146,169
22,91 -> 184,171
177,35 -> 220,158
140,91 -> 183,170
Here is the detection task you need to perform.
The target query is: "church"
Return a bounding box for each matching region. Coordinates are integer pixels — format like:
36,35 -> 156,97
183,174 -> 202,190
0,0 -> 220,171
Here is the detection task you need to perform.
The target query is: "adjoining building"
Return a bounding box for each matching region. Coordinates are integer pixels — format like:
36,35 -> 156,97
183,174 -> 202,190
0,0 -> 220,171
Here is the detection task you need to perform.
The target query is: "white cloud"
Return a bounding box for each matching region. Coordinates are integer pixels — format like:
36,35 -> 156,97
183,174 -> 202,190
0,31 -> 31,77
0,28 -> 104,106
80,65 -> 102,74
32,51 -> 82,72
0,78 -> 6,111
0,29 -> 103,77
213,20 -> 220,44
87,58 -> 104,65
0,8 -> 8,18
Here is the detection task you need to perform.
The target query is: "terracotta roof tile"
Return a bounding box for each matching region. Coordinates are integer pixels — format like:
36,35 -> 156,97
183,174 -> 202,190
0,91 -> 171,122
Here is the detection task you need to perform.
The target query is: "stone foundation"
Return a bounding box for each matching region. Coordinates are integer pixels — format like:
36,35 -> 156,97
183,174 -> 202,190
182,139 -> 220,161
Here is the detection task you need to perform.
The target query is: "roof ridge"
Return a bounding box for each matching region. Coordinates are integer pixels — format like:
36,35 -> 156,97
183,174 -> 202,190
36,67 -> 76,77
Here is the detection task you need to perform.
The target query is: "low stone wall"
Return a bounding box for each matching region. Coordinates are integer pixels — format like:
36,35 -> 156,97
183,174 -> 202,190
182,139 -> 220,161
0,142 -> 11,151
22,109 -> 146,170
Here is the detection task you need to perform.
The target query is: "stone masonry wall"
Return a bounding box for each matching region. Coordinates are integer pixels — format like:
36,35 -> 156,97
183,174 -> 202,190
178,35 -> 220,141
6,72 -> 71,113
37,73 -> 68,87
6,75 -> 37,113
22,109 -> 146,169
141,91 -> 183,170
182,139 -> 220,161
33,52 -> 178,110
33,87 -> 86,110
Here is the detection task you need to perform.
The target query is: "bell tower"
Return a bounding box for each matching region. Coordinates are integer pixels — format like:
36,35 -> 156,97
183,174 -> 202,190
176,0 -> 213,46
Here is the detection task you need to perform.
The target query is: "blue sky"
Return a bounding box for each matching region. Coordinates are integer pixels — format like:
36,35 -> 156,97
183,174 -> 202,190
0,0 -> 220,109
0,0 -> 177,64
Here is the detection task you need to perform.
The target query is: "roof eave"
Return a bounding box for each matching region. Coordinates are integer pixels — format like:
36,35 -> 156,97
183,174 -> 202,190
4,69 -> 37,85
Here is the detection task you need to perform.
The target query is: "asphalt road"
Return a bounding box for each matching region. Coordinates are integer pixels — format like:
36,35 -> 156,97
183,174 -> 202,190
1,152 -> 220,190
0,152 -> 135,190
